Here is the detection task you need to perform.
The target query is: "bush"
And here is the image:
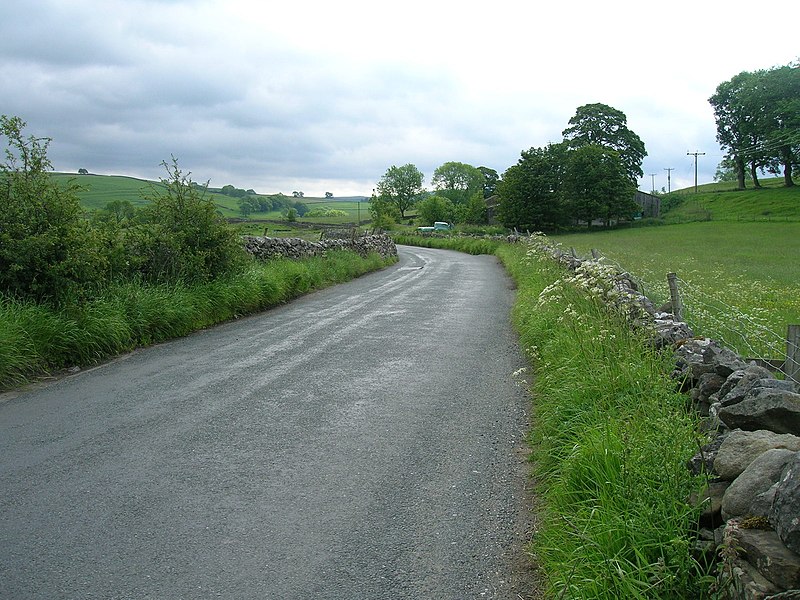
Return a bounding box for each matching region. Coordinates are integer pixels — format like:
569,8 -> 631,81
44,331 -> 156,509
0,115 -> 106,304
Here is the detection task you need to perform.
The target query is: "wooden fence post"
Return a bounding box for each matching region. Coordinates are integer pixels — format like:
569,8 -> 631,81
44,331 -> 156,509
667,273 -> 683,321
787,324 -> 800,383
591,248 -> 601,259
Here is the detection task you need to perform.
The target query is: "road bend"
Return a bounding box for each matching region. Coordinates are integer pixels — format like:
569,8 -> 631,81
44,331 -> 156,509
0,245 -> 537,599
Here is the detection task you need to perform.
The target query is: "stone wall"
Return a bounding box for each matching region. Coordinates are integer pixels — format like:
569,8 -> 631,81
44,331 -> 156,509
530,235 -> 800,600
243,234 -> 397,261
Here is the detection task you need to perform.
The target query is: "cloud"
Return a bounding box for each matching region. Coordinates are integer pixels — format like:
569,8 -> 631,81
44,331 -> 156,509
1,0 -> 798,195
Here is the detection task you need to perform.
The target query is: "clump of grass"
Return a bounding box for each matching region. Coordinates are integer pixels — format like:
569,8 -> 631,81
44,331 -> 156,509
0,251 -> 394,390
497,242 -> 711,599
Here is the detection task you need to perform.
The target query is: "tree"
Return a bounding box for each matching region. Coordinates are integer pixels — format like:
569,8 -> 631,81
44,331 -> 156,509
562,103 -> 647,184
78,168 -> 88,175
416,195 -> 455,225
759,65 -> 800,187
496,143 -> 569,231
477,166 -> 499,198
562,145 -> 636,227
431,161 -> 483,204
368,192 -> 400,230
292,190 -> 304,198
462,192 -> 488,224
325,191 -> 333,198
376,164 -> 424,219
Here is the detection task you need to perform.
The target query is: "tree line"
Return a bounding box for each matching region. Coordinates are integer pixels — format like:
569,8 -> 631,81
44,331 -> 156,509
709,61 -> 799,189
374,103 -> 645,231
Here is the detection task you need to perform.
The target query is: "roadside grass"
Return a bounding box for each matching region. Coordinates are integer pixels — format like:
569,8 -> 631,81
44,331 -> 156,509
552,221 -> 800,359
391,233 -> 502,255
496,242 -> 709,599
0,251 -> 394,390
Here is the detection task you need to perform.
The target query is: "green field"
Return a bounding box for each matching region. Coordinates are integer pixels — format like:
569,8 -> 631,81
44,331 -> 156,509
553,221 -> 800,360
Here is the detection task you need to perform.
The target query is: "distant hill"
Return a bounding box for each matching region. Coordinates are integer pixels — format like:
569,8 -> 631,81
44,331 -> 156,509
52,173 -> 370,216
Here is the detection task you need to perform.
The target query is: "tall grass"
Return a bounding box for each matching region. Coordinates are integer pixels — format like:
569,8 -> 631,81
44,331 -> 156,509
553,222 -> 800,358
0,251 -> 393,390
391,233 -> 502,255
497,242 -> 710,599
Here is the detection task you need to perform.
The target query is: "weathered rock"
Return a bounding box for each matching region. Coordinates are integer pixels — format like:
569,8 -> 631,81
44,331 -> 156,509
734,527 -> 800,590
770,453 -> 800,554
722,556 -> 781,599
700,371 -> 728,396
721,365 -> 781,407
722,449 -> 797,520
715,430 -> 800,481
687,433 -> 727,476
673,338 -> 748,386
653,318 -> 694,349
719,390 -> 800,435
243,234 -> 398,262
765,591 -> 800,599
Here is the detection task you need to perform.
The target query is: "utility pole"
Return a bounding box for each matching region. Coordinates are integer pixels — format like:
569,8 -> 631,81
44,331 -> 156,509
687,152 -> 705,193
664,167 -> 674,194
649,173 -> 657,193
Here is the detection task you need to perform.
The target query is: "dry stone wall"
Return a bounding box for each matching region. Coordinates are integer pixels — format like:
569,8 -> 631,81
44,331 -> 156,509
243,234 -> 397,261
531,236 -> 800,600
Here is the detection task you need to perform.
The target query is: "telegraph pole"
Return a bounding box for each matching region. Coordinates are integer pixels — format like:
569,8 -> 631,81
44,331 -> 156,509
664,167 -> 674,194
687,152 -> 705,193
649,173 -> 657,193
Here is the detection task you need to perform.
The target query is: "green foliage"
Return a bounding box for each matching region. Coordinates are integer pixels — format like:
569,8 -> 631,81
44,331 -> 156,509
416,194 -> 455,225
376,163 -> 425,218
460,192 -> 488,224
391,233 -> 501,255
304,207 -> 348,218
431,161 -> 483,204
368,193 -> 401,229
0,251 -> 396,390
477,166 -> 499,198
496,241 -> 708,599
497,142 -> 569,231
562,144 -> 637,226
562,103 -> 648,184
128,158 -> 246,284
710,62 -> 799,188
0,115 -> 106,304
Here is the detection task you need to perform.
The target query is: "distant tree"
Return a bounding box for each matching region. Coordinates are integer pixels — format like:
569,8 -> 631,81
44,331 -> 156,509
431,161 -> 484,205
221,184 -> 237,196
562,103 -> 647,184
376,164 -> 424,219
292,191 -> 304,198
496,143 -> 569,231
285,207 -> 297,222
246,189 -> 256,195
416,195 -> 455,225
292,201 -> 308,216
462,192 -> 488,224
78,168 -> 89,175
102,199 -> 136,223
562,145 -> 636,227
237,197 -> 254,217
325,191 -> 333,198
477,166 -> 499,198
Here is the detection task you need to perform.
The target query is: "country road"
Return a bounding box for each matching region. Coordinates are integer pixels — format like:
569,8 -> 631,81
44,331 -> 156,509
0,245 -> 537,599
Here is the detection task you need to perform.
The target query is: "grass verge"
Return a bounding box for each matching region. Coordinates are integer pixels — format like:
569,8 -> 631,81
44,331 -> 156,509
496,242 -> 710,599
0,251 -> 394,390
391,233 -> 502,255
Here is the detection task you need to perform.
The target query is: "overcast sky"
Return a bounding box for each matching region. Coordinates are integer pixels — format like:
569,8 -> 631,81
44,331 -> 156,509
2,0 -> 797,197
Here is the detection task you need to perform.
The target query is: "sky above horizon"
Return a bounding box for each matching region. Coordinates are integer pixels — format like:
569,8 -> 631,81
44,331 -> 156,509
2,0 -> 798,196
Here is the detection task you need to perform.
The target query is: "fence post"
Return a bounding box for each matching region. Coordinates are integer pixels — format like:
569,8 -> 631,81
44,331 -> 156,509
667,273 -> 683,321
787,325 -> 800,384
591,248 -> 601,259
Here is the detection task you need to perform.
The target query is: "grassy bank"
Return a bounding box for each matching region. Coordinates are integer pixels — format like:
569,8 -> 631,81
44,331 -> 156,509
391,233 -> 503,255
497,241 -> 708,598
0,251 -> 394,390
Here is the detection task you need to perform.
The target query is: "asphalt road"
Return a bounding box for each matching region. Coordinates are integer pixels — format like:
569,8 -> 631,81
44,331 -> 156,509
0,245 -> 537,599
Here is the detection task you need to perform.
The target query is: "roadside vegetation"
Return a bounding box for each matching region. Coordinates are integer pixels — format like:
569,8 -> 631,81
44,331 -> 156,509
498,240 -> 709,599
0,117 -> 394,390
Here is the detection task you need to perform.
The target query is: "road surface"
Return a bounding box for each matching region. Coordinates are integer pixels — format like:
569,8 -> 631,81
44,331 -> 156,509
0,245 -> 537,599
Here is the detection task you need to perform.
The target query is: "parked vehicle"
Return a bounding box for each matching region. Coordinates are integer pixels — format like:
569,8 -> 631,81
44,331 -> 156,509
417,221 -> 453,232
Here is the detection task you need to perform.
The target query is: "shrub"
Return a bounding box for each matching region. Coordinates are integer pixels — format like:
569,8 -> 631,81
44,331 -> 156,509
0,115 -> 106,304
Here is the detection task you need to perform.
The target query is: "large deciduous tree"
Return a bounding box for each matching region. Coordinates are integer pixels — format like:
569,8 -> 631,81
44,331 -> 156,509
376,164 -> 424,219
431,161 -> 484,205
477,166 -> 499,198
496,143 -> 569,231
562,103 -> 647,185
562,145 -> 637,227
